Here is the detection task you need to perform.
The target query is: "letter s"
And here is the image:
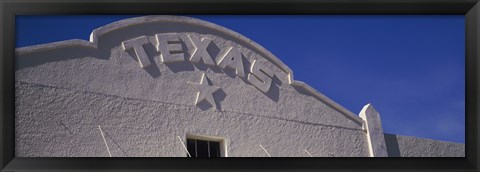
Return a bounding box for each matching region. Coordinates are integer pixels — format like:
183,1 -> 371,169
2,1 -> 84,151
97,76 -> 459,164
248,60 -> 274,93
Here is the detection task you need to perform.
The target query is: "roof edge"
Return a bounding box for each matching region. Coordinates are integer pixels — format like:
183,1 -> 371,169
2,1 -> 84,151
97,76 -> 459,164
15,15 -> 365,126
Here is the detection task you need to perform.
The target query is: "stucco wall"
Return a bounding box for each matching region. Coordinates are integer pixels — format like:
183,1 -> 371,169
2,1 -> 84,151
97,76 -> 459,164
15,15 -> 464,157
15,16 -> 369,157
15,81 -> 369,157
384,134 -> 464,157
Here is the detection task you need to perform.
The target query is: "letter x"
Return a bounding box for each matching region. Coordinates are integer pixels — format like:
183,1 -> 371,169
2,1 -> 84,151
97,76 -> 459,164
188,35 -> 216,66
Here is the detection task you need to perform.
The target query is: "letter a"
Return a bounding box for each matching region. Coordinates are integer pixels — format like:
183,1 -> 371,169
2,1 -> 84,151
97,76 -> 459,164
216,47 -> 245,78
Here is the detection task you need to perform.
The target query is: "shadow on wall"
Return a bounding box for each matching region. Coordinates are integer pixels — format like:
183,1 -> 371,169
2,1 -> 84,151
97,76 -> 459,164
384,133 -> 401,157
17,19 -> 281,71
95,21 -> 279,68
124,43 -> 162,78
16,20 -> 284,103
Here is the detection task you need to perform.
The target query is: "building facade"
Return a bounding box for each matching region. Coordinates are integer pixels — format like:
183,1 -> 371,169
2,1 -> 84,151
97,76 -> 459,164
15,16 -> 464,157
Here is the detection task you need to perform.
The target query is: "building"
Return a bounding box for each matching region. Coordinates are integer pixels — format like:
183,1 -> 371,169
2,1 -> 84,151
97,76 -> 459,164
15,15 -> 464,157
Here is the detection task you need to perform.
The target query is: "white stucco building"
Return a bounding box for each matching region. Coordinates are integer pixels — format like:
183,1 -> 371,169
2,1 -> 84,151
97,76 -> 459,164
15,16 -> 464,157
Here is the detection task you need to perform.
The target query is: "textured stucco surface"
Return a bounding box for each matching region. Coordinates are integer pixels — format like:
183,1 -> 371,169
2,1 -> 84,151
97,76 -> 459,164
15,15 -> 464,157
384,134 -> 464,157
15,16 -> 369,157
15,81 -> 368,157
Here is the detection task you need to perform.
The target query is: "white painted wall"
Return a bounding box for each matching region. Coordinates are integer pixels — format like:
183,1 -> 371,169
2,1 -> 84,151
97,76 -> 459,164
14,16 -> 463,157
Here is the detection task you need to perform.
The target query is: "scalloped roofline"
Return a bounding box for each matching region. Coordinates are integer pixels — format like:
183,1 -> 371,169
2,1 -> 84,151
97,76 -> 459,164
15,15 -> 364,126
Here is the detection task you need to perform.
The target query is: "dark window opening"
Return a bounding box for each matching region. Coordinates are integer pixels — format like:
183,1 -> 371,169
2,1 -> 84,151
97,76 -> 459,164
187,138 -> 221,157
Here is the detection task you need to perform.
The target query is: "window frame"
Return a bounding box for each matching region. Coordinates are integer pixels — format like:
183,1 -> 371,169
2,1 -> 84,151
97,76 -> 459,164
185,134 -> 228,157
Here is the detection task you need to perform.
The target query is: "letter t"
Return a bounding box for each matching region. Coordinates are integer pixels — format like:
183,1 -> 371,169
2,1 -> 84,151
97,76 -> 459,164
122,36 -> 151,68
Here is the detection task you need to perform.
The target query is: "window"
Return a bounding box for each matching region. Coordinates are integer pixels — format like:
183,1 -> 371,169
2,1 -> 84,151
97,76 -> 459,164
187,139 -> 220,157
185,134 -> 226,157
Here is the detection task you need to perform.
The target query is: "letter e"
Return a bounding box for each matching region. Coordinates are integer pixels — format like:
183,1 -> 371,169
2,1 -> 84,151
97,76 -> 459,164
155,33 -> 185,63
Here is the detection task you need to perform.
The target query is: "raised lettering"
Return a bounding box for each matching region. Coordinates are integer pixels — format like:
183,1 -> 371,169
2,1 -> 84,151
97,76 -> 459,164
216,47 -> 245,78
248,60 -> 274,93
121,36 -> 151,68
188,35 -> 216,66
155,33 -> 184,63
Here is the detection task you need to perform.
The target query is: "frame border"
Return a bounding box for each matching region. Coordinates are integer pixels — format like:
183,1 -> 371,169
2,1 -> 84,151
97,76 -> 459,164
1,0 -> 478,171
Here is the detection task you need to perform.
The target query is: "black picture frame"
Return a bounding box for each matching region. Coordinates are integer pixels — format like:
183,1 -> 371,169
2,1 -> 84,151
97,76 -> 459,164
1,0 -> 478,172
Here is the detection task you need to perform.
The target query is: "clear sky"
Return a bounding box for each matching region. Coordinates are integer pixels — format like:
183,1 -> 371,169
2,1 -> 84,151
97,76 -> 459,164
16,15 -> 465,143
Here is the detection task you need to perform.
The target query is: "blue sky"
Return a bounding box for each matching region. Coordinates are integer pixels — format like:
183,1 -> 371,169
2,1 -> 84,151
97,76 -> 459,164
16,15 -> 465,143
